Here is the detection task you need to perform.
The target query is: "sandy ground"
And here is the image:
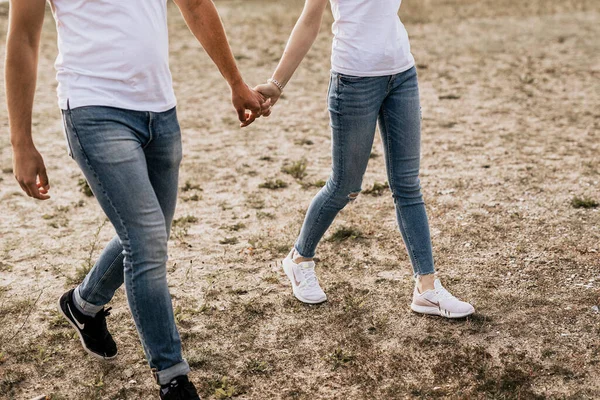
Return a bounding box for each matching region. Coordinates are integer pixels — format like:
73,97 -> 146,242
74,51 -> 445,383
1,0 -> 599,399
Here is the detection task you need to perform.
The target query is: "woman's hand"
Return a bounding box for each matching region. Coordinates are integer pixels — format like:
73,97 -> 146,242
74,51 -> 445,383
254,82 -> 282,117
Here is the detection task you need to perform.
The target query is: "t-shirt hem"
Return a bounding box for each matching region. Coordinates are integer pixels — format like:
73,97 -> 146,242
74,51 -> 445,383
58,97 -> 177,113
331,60 -> 416,78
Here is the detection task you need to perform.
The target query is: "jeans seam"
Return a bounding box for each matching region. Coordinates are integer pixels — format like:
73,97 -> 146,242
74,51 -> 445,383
145,112 -> 154,149
68,110 -> 151,359
381,104 -> 395,191
305,176 -> 341,256
316,81 -> 344,252
298,80 -> 343,257
396,203 -> 422,275
381,101 -> 422,275
62,112 -> 75,159
300,165 -> 342,257
81,251 -> 123,306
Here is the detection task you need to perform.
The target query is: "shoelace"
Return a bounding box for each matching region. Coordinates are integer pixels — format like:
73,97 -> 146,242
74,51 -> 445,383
89,307 -> 112,330
434,288 -> 457,301
301,267 -> 319,288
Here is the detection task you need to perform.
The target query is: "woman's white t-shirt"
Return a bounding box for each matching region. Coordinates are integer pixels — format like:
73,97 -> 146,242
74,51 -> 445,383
329,0 -> 415,77
48,0 -> 176,112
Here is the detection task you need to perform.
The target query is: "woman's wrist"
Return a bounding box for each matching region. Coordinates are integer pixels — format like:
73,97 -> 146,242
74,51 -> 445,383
267,77 -> 284,93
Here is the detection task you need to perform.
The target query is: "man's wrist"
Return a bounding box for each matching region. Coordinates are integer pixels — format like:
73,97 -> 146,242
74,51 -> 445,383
11,136 -> 35,150
229,77 -> 246,91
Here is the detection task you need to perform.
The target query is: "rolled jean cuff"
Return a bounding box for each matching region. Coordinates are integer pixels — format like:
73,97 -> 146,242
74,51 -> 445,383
154,360 -> 191,385
73,286 -> 104,317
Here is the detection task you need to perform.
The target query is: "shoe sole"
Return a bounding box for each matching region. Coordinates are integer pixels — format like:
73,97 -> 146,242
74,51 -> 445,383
57,297 -> 117,361
410,304 -> 474,319
282,260 -> 327,305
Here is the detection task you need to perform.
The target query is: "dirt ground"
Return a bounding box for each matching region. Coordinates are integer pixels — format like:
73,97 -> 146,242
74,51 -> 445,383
1,0 -> 599,399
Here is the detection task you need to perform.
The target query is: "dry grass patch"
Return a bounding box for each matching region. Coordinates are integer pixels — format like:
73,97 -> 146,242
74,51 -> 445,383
571,196 -> 599,209
0,0 -> 599,398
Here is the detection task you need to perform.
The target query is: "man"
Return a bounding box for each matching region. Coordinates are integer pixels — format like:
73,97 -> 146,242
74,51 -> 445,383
5,0 -> 268,398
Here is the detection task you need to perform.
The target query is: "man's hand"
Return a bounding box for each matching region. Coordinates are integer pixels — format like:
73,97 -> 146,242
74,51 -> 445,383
6,0 -> 47,200
254,82 -> 282,118
174,0 -> 270,128
12,144 -> 50,200
231,81 -> 270,128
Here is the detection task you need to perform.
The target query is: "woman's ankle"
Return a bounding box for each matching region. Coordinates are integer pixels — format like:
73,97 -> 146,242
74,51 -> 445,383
416,274 -> 436,293
292,248 -> 313,264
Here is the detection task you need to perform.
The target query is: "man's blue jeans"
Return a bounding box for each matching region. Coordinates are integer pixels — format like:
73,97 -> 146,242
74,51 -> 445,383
295,66 -> 436,277
62,105 -> 190,384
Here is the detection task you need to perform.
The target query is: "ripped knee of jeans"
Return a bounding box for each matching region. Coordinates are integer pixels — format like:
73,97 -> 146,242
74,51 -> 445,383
348,191 -> 360,202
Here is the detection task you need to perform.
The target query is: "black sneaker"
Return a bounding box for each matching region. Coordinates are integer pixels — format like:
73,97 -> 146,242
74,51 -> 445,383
159,375 -> 201,400
57,288 -> 117,360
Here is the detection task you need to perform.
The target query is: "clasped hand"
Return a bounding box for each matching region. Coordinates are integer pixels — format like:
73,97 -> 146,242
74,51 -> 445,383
233,80 -> 282,128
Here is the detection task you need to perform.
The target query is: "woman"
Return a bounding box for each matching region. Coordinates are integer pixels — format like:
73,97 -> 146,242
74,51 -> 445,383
256,0 -> 474,318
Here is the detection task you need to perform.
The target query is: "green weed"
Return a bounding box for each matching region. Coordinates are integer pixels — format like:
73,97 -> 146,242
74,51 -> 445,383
281,159 -> 307,180
181,181 -> 203,192
173,215 -> 199,226
326,226 -> 363,242
244,358 -> 271,375
256,211 -> 275,219
571,196 -> 598,209
301,179 -> 326,189
363,181 -> 389,196
259,179 -> 288,190
219,237 -> 239,245
78,178 -> 94,197
327,348 -> 355,370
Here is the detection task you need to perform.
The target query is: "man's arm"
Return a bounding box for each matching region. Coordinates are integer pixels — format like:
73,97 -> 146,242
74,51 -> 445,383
5,0 -> 50,200
173,0 -> 267,125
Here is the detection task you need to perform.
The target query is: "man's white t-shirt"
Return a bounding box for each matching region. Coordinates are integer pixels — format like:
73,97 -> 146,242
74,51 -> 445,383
329,0 -> 415,77
48,0 -> 176,112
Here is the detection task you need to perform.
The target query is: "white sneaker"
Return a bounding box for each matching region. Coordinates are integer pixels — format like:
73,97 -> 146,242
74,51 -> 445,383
411,279 -> 474,318
282,253 -> 327,304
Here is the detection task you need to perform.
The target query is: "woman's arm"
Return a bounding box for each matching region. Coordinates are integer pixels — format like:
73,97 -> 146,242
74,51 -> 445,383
254,0 -> 329,111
